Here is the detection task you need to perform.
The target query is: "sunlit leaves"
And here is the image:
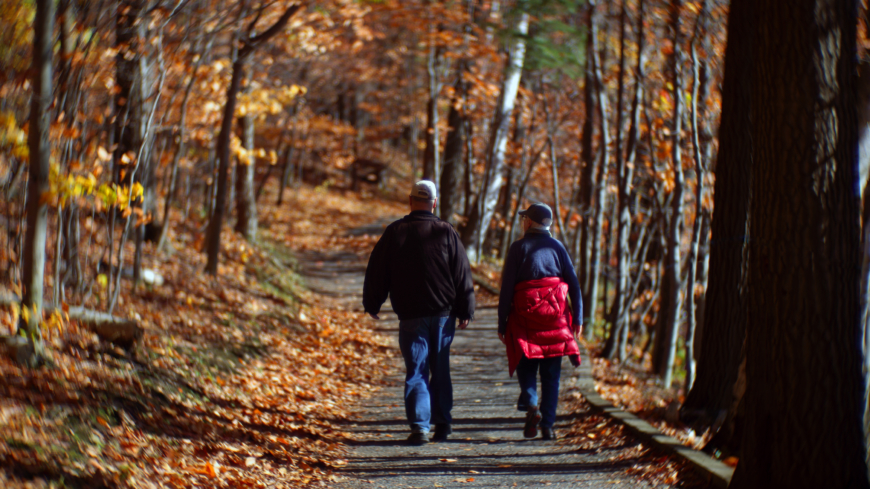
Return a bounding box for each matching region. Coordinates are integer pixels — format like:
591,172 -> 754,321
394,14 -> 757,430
0,0 -> 34,75
0,111 -> 28,159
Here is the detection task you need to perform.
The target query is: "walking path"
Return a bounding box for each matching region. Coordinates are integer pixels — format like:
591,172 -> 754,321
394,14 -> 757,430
298,222 -> 664,489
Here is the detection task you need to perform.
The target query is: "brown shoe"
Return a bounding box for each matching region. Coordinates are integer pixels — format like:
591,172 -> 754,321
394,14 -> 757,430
523,407 -> 542,438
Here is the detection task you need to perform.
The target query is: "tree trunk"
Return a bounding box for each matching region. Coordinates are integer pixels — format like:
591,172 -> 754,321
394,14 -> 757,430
441,66 -> 467,225
586,2 -> 611,338
684,15 -> 710,392
577,1 -> 600,336
205,57 -> 244,274
235,63 -> 258,242
235,110 -> 258,241
544,92 -> 566,240
681,0 -> 752,423
652,0 -> 684,388
502,91 -> 537,257
460,12 -> 529,262
204,3 -> 300,274
423,38 -> 442,184
20,0 -> 55,343
604,0 -> 643,361
733,1 -> 869,486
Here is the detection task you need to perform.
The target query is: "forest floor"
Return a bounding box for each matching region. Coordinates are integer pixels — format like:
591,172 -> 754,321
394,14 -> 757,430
0,183 -> 713,487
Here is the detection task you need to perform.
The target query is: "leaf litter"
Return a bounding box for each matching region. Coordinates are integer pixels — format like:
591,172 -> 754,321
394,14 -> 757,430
0,185 -> 405,488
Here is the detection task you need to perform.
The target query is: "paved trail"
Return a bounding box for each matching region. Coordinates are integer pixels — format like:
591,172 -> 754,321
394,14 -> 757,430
298,222 -> 660,489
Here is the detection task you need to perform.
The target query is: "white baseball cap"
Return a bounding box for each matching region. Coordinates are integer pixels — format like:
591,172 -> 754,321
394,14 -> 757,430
410,180 -> 437,200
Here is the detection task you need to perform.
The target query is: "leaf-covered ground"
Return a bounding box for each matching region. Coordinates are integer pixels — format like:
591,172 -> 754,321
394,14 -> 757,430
0,186 -> 407,488
0,183 -> 721,487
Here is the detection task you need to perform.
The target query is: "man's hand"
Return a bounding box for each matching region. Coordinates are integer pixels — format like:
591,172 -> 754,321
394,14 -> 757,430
498,332 -> 506,345
458,319 -> 470,330
369,313 -> 380,320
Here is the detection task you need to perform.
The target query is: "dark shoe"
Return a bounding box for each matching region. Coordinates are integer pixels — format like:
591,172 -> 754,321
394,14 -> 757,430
431,424 -> 452,442
523,407 -> 542,438
541,427 -> 557,440
407,432 -> 429,446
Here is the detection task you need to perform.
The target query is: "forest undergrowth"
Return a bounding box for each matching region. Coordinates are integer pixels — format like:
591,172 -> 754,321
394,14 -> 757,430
0,184 -> 405,488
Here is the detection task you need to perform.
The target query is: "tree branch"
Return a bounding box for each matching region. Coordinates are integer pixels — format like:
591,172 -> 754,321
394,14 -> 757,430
239,3 -> 302,58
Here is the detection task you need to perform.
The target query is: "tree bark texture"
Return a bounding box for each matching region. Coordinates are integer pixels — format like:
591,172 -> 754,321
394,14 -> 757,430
585,7 -> 611,337
732,1 -> 869,487
205,57 -> 244,274
652,0 -> 684,388
605,0 -> 644,361
460,12 -> 529,261
441,66 -> 467,225
235,63 -> 258,242
682,0 -> 752,421
577,0 -> 600,336
20,0 -> 56,338
685,20 -> 710,392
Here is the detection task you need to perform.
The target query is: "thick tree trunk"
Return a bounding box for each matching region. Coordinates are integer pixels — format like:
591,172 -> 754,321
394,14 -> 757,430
441,67 -> 467,225
681,0 -> 752,423
460,12 -> 529,261
733,1 -> 869,487
20,0 -> 55,342
652,0 -> 685,388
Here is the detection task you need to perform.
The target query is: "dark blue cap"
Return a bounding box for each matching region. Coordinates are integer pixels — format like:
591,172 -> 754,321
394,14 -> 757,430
518,202 -> 553,226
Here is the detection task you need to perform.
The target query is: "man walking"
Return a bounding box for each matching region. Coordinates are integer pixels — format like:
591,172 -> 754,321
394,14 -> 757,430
363,180 -> 475,445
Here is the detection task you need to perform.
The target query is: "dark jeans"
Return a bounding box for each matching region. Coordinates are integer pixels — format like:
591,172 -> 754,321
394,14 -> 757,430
515,355 -> 562,428
398,315 -> 456,433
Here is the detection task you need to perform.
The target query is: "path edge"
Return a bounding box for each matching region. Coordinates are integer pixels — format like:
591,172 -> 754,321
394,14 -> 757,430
574,348 -> 734,489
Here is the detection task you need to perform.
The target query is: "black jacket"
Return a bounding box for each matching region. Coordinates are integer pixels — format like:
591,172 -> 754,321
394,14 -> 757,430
363,211 -> 475,321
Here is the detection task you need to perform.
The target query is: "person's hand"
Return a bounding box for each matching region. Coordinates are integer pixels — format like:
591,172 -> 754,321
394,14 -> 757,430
369,313 -> 380,320
498,332 -> 506,345
458,319 -> 470,330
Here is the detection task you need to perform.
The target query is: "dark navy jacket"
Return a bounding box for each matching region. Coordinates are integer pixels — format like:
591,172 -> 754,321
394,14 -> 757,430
498,229 -> 582,335
363,211 -> 475,321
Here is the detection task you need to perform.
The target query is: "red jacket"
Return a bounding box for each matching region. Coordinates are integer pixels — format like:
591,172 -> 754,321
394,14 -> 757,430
505,277 -> 580,377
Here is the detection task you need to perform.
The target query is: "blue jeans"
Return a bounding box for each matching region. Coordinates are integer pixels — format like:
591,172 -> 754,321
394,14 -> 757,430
398,315 -> 456,434
516,355 -> 562,428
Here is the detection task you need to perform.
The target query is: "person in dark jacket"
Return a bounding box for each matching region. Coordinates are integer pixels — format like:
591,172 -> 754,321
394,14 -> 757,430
499,202 -> 582,440
363,180 -> 475,445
